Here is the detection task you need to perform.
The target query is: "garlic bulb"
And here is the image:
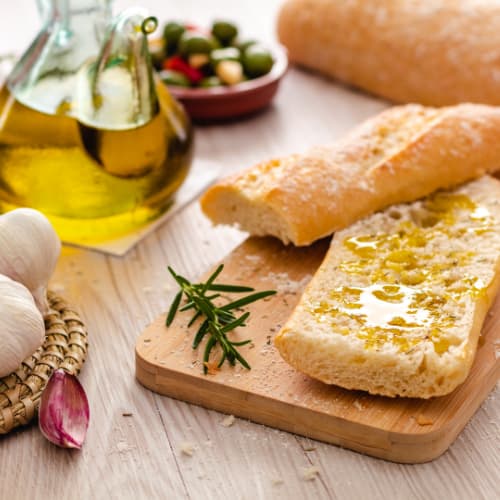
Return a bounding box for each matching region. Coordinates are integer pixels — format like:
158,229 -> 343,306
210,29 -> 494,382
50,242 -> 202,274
0,208 -> 61,314
0,274 -> 45,378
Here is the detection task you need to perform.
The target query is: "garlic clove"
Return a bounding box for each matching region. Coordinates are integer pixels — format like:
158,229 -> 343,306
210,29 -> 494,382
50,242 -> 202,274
0,274 -> 45,378
39,369 -> 90,449
32,285 -> 50,317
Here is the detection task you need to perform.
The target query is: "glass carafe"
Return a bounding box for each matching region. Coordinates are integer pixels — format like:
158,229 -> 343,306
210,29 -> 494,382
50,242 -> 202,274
0,1 -> 193,243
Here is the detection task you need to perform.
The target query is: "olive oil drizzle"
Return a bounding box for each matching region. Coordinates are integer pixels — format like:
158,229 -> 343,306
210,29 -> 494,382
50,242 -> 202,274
311,192 -> 494,355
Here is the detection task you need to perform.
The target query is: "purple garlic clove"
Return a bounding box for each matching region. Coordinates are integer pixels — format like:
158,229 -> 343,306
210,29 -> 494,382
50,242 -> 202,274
39,369 -> 90,449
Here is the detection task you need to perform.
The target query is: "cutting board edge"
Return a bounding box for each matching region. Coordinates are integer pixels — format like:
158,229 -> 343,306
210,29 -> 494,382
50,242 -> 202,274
136,352 -> 464,464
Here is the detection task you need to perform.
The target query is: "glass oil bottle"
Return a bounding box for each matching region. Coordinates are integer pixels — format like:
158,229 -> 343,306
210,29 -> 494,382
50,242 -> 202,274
0,2 -> 193,242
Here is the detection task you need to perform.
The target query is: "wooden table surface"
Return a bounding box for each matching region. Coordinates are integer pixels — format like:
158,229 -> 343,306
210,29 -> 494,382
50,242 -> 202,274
1,1 -> 499,499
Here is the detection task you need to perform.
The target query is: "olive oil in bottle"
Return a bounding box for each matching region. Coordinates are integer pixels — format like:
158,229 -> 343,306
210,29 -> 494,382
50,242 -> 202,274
0,6 -> 193,243
0,84 -> 192,243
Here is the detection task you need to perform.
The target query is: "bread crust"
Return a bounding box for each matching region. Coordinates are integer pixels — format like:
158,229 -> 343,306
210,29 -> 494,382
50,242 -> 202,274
200,104 -> 500,245
274,176 -> 500,398
278,0 -> 500,106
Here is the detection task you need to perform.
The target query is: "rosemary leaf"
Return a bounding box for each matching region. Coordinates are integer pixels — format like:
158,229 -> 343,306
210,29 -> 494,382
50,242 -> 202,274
193,319 -> 209,349
187,310 -> 202,327
230,339 -> 252,347
166,290 -> 182,326
204,294 -> 221,301
168,267 -> 191,288
220,312 -> 250,334
205,284 -> 255,293
202,264 -> 224,293
179,301 -> 195,312
217,352 -> 227,368
232,349 -> 251,370
220,290 -> 277,311
216,309 -> 238,323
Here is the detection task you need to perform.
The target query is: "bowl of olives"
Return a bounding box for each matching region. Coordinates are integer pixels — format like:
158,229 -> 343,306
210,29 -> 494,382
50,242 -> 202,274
151,20 -> 288,121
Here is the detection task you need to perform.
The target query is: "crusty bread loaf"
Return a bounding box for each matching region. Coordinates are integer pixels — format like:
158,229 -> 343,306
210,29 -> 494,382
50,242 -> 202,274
200,104 -> 500,246
278,0 -> 500,106
275,176 -> 500,398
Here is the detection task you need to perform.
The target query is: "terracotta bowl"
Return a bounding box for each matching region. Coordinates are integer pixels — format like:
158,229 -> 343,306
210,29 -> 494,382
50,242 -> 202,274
166,45 -> 288,122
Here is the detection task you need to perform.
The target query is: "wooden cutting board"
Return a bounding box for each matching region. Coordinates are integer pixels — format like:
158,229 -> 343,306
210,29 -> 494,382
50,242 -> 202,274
135,237 -> 500,463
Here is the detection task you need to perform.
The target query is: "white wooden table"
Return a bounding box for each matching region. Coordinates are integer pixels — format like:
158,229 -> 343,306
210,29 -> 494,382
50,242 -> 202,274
1,1 -> 499,499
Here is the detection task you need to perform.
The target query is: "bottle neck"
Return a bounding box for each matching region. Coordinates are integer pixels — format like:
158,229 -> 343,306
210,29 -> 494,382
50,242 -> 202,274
7,0 -> 113,115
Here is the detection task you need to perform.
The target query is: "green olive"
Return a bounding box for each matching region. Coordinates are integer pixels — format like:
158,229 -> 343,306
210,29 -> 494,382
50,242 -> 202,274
212,21 -> 238,45
210,47 -> 241,69
199,76 -> 223,88
159,69 -> 191,87
179,31 -> 214,56
163,22 -> 185,53
242,45 -> 274,78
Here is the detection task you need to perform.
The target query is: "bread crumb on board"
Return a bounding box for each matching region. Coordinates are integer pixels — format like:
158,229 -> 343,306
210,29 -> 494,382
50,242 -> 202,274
301,466 -> 320,481
221,414 -> 236,427
271,477 -> 284,486
415,414 -> 434,426
180,441 -> 195,456
353,400 -> 364,411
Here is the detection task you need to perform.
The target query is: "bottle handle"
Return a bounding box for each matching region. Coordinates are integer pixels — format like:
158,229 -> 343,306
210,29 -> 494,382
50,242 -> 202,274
36,0 -> 50,20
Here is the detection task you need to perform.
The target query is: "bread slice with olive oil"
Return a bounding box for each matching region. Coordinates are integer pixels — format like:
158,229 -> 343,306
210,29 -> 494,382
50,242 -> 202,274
275,176 -> 500,398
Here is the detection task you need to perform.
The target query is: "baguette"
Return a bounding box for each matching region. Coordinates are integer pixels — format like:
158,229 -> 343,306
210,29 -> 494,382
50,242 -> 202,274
200,104 -> 500,246
278,0 -> 500,106
274,176 -> 500,398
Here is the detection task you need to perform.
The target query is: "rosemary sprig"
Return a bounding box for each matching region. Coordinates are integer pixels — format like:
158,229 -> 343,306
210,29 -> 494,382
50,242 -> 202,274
166,265 -> 276,374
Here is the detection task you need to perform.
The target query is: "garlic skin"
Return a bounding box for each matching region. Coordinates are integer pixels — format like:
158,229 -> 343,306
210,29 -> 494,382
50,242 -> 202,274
0,208 -> 61,314
39,369 -> 90,449
0,274 -> 45,378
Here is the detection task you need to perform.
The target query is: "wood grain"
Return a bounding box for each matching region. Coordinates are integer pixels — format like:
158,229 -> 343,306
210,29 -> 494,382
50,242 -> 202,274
0,1 -> 498,499
136,237 -> 500,464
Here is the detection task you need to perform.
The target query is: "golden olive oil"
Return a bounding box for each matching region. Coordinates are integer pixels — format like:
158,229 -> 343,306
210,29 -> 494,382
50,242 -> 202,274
0,83 -> 193,243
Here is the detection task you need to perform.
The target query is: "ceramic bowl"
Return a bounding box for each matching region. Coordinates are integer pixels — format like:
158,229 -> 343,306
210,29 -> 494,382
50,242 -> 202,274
165,45 -> 288,122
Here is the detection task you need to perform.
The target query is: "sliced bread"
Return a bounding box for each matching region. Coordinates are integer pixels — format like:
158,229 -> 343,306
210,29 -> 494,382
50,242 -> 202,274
200,104 -> 500,246
274,176 -> 500,398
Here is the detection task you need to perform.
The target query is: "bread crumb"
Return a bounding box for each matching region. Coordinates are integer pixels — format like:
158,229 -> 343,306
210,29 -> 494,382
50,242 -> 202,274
301,466 -> 320,481
203,361 -> 220,375
271,477 -> 284,486
353,400 -> 364,411
221,414 -> 235,427
180,441 -> 195,456
416,414 -> 434,426
303,446 -> 317,452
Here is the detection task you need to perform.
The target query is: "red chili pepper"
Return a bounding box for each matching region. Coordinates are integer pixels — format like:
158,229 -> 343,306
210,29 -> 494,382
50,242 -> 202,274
184,23 -> 202,31
184,24 -> 212,37
163,56 -> 204,84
